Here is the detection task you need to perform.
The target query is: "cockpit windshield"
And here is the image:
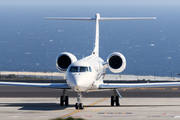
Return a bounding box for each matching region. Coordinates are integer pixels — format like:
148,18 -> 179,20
70,66 -> 78,72
80,67 -> 88,72
69,66 -> 92,72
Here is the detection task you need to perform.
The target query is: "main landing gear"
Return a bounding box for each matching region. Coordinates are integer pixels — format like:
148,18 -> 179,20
75,93 -> 84,109
60,89 -> 69,106
111,89 -> 122,106
60,89 -> 121,109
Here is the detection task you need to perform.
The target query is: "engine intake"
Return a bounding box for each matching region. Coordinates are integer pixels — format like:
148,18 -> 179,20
56,52 -> 77,72
107,52 -> 126,73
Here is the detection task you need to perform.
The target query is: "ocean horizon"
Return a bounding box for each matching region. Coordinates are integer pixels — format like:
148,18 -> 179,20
0,5 -> 180,77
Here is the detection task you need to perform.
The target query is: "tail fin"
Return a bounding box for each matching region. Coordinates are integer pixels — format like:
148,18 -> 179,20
44,13 -> 156,57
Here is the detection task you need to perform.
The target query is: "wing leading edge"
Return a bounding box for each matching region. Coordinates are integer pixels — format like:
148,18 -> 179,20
99,82 -> 180,89
0,82 -> 70,89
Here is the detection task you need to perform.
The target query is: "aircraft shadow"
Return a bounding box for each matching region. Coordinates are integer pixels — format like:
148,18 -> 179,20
0,103 -> 75,111
1,103 -> 180,111
86,104 -> 180,108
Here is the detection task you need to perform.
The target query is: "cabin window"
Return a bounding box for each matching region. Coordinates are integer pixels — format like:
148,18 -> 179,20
70,66 -> 78,72
80,67 -> 88,72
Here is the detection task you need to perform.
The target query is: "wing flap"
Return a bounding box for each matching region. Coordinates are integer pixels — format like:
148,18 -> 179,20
0,82 -> 70,89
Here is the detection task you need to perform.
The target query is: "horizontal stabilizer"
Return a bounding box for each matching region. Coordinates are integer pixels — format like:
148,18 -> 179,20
44,13 -> 156,57
44,17 -> 156,21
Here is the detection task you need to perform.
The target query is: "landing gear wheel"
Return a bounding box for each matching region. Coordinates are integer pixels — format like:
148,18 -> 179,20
111,96 -> 114,106
60,90 -> 69,106
65,96 -> 69,106
116,96 -> 120,106
79,103 -> 84,109
75,103 -> 79,109
60,96 -> 64,106
60,95 -> 69,106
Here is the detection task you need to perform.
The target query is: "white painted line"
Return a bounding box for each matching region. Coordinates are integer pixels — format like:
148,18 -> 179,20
138,116 -> 147,118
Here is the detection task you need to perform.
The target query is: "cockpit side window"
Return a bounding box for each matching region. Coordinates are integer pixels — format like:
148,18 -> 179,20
80,67 -> 88,72
70,66 -> 78,72
89,66 -> 92,72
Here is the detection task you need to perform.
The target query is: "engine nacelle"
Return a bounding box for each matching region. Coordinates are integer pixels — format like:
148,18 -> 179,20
56,52 -> 77,72
107,52 -> 126,73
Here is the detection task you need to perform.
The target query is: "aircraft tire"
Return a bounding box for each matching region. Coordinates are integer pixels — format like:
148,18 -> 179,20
60,96 -> 64,106
79,103 -> 83,109
116,96 -> 120,106
75,103 -> 79,109
65,96 -> 69,106
111,96 -> 114,106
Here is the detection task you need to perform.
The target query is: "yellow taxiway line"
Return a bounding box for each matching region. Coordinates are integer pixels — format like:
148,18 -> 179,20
60,97 -> 108,119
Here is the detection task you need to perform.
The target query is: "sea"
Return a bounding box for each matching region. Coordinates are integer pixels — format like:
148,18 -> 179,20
0,5 -> 180,77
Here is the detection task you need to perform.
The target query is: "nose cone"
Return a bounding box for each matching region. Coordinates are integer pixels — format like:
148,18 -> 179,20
67,72 -> 95,92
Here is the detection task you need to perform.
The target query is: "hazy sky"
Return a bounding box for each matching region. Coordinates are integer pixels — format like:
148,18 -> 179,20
1,0 -> 180,6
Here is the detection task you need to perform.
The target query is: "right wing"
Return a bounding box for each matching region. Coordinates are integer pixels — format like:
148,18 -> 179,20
0,82 -> 70,89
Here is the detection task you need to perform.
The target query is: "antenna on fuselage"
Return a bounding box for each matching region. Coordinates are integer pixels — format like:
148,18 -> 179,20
44,14 -> 156,57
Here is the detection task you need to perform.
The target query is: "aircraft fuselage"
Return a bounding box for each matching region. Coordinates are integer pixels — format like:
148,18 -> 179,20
66,55 -> 105,92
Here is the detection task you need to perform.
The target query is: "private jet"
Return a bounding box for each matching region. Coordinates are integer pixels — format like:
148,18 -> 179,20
1,13 -> 180,110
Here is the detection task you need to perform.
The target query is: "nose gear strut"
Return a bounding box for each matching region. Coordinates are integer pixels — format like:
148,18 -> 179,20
75,93 -> 84,109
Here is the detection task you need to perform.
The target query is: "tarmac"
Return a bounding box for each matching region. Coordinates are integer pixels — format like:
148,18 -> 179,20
1,71 -> 180,120
1,97 -> 180,120
1,86 -> 180,120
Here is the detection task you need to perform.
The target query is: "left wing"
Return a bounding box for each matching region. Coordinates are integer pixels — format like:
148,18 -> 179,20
0,82 -> 70,89
99,82 -> 180,89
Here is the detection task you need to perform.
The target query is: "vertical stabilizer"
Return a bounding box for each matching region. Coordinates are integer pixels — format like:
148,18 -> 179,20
92,13 -> 100,57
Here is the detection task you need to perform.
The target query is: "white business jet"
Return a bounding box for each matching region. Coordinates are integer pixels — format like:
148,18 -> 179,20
1,13 -> 180,109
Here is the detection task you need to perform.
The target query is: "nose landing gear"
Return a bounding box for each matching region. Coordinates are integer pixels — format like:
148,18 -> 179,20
75,93 -> 84,109
59,90 -> 84,109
